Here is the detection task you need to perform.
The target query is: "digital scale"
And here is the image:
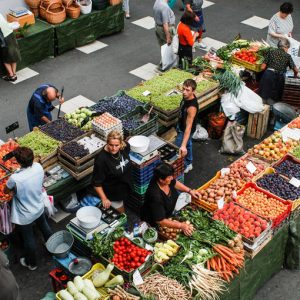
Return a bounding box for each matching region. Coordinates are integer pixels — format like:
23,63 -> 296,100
9,7 -> 29,17
129,135 -> 166,165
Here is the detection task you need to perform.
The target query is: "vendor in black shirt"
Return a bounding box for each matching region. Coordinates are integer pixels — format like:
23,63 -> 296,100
259,38 -> 298,104
141,163 -> 200,236
92,131 -> 132,213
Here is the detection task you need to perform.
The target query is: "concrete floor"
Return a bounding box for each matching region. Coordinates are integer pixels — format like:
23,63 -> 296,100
1,0 -> 300,299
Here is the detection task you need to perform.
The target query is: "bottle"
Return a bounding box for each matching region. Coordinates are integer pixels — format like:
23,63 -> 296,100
133,223 -> 139,237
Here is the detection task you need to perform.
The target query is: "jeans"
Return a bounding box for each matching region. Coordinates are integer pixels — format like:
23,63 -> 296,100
175,128 -> 193,168
19,213 -> 53,266
122,0 -> 129,13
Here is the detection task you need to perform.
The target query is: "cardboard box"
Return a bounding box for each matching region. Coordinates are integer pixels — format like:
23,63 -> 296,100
7,13 -> 35,28
247,104 -> 270,139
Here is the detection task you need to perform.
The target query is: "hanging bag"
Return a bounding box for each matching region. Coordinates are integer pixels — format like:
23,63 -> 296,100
0,202 -> 13,235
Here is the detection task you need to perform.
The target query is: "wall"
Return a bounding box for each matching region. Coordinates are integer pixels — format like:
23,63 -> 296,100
0,0 -> 28,15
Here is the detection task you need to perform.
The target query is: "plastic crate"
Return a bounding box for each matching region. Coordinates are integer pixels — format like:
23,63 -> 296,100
133,183 -> 149,195
236,182 -> 292,228
232,56 -> 262,72
49,269 -> 69,293
121,106 -> 158,137
272,153 -> 300,179
131,158 -> 161,176
132,171 -> 153,186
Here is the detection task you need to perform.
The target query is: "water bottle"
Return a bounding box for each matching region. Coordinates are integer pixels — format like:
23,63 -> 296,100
133,223 -> 139,237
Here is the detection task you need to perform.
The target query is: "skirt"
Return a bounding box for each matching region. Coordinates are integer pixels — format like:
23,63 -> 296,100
191,9 -> 206,32
1,33 -> 21,63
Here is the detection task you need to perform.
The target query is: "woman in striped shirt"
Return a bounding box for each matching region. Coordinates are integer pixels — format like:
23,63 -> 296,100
267,2 -> 294,48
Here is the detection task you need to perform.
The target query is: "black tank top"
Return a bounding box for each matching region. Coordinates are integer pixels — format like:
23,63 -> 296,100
178,96 -> 199,133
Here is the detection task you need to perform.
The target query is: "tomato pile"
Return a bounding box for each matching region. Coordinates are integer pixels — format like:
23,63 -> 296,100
111,237 -> 152,272
0,141 -> 20,171
213,202 -> 268,240
0,178 -> 12,202
234,49 -> 257,64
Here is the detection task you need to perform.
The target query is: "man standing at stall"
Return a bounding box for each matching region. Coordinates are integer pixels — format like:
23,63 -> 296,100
175,79 -> 198,174
26,84 -> 64,131
153,0 -> 176,69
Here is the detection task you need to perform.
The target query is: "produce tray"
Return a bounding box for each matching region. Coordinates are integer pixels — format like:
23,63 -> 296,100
236,182 -> 292,228
231,56 -> 262,72
272,153 -> 300,179
194,81 -> 220,99
244,235 -> 272,259
56,263 -> 112,300
58,154 -> 95,173
98,237 -> 153,281
254,167 -> 300,211
121,106 -> 158,137
158,118 -> 178,128
213,202 -> 272,246
58,132 -> 105,166
153,107 -> 179,122
60,164 -> 94,181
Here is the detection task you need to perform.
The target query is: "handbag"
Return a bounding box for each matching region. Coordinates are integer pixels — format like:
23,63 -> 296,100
0,29 -> 7,48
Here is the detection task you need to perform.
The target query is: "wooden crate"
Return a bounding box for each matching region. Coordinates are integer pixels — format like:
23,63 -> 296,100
247,105 -> 270,139
58,154 -> 95,173
60,164 -> 94,181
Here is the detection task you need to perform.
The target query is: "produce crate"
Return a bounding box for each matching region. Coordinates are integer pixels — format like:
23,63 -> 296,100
247,105 -> 270,139
244,235 -> 272,259
158,143 -> 178,161
254,167 -> 300,211
282,79 -> 300,109
98,237 -> 153,281
132,171 -> 153,186
213,202 -> 272,246
166,155 -> 184,178
58,154 -> 95,173
58,132 -> 105,167
272,153 -> 300,179
56,263 -> 112,300
130,154 -> 161,170
50,269 -> 68,293
38,150 -> 58,169
133,183 -> 149,195
236,182 -> 292,228
60,163 -> 94,181
126,192 -> 145,215
231,56 -> 262,72
121,106 -> 158,137
131,158 -> 161,177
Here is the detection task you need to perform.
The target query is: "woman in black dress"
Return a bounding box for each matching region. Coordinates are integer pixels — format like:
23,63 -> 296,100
141,163 -> 200,236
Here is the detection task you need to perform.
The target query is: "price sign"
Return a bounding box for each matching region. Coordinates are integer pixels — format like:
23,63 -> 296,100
221,168 -> 230,176
246,161 -> 257,174
232,190 -> 237,199
145,244 -> 154,251
142,90 -> 151,96
217,197 -> 225,209
133,269 -> 144,285
289,177 -> 300,188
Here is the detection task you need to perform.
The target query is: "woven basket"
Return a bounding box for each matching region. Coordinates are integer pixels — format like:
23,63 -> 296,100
29,7 -> 39,17
45,2 -> 66,24
62,0 -> 72,6
66,3 -> 81,19
25,0 -> 41,8
42,0 -> 62,9
39,4 -> 47,19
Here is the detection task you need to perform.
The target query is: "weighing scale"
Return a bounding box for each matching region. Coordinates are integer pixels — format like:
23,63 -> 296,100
129,135 -> 166,165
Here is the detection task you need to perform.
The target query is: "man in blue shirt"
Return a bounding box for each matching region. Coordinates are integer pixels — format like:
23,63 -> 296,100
27,84 -> 64,131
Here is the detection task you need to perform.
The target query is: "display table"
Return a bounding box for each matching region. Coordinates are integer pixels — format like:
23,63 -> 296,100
54,4 -> 124,55
221,224 -> 289,300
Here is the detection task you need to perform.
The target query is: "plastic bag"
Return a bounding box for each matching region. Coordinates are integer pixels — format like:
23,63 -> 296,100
287,36 -> 300,58
0,202 -> 12,234
42,190 -> 57,217
192,124 -> 209,140
80,194 -> 101,207
172,34 -> 179,54
161,43 -> 177,71
221,92 -> 241,117
220,121 -> 245,155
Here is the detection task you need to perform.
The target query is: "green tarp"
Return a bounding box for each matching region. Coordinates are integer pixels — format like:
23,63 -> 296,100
54,4 -> 124,55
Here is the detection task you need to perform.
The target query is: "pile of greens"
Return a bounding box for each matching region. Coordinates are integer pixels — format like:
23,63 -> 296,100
216,39 -> 250,61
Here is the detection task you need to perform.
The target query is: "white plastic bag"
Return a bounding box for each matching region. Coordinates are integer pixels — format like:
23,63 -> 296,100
172,34 -> 179,54
42,189 -> 57,217
221,93 -> 241,117
287,36 -> 300,58
192,124 -> 209,140
161,43 -> 177,71
233,83 -> 264,114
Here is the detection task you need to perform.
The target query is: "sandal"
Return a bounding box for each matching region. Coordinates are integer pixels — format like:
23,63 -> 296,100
2,75 -> 11,81
10,75 -> 17,82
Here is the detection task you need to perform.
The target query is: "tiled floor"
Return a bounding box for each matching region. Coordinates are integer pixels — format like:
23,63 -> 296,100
241,16 -> 270,29
129,63 -> 159,80
132,16 -> 155,30
11,68 -> 39,84
76,41 -> 108,54
201,37 -> 227,50
55,95 -> 95,113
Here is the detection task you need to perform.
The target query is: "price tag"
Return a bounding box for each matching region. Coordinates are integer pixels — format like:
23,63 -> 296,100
145,244 -> 154,251
289,177 -> 300,188
142,90 -> 151,96
140,222 -> 149,234
246,161 -> 257,174
232,190 -> 237,199
217,197 -> 224,209
133,269 -> 144,285
221,168 -> 230,176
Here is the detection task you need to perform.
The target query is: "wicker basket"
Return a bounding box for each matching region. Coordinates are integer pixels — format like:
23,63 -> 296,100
39,4 -> 47,19
29,7 -> 39,17
42,0 -> 62,9
62,0 -> 71,5
45,2 -> 66,24
66,2 -> 81,18
25,0 -> 41,8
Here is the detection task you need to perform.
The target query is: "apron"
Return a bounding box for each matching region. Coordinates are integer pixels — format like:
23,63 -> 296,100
27,84 -> 53,131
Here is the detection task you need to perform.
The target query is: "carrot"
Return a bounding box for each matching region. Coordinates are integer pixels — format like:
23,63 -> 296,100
207,259 -> 210,270
223,272 -> 230,282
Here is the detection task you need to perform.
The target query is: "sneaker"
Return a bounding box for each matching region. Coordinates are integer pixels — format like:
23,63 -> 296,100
195,42 -> 207,49
20,257 -> 37,271
184,164 -> 193,174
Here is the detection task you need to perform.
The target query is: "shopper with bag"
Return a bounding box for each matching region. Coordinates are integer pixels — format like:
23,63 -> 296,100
4,147 -> 53,271
175,79 -> 198,174
153,0 -> 176,70
177,11 -> 199,68
0,13 -> 21,82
